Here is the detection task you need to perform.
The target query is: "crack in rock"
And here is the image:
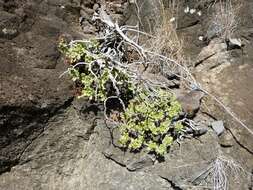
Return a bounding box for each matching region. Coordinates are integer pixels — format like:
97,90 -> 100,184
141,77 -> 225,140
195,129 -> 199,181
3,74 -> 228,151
160,176 -> 183,190
102,151 -> 127,168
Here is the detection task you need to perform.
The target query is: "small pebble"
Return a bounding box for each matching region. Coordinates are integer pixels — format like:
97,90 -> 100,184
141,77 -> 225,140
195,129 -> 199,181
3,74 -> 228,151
211,120 -> 225,136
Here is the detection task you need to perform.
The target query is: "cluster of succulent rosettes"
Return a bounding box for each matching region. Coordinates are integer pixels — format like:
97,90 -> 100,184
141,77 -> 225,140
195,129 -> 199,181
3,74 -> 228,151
58,38 -> 185,157
58,38 -> 134,101
119,89 -> 184,156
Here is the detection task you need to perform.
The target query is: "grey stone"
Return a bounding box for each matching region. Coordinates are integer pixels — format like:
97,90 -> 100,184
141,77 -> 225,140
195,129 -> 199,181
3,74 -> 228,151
219,131 -> 234,147
0,107 -> 225,190
195,39 -> 229,72
0,0 -> 86,174
177,90 -> 205,118
148,132 -> 221,189
211,120 -> 225,136
0,109 -> 171,190
126,154 -> 155,171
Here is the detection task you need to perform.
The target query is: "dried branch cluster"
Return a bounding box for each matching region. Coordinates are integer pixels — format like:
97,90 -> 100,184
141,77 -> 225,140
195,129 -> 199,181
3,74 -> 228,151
92,5 -> 198,92
193,155 -> 248,190
60,1 -> 253,136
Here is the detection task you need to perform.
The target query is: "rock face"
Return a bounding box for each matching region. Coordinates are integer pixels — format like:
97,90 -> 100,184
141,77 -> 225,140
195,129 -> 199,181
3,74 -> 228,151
0,0 -> 253,190
0,107 -> 220,190
191,1 -> 253,187
0,0 -> 85,174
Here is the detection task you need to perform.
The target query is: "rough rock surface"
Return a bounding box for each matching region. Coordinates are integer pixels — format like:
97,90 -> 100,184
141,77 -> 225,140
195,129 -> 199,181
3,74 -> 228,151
0,108 -> 171,190
192,1 -> 253,185
0,0 -> 85,174
0,0 -> 253,190
0,107 -> 220,190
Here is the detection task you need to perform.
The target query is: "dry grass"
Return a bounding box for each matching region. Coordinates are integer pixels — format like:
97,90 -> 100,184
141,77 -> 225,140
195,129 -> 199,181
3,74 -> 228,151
209,0 -> 240,40
193,155 -> 248,190
210,156 -> 244,190
145,0 -> 185,76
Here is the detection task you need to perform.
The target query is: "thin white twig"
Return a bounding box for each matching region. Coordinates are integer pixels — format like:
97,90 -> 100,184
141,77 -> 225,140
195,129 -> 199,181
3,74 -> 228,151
201,89 -> 253,136
59,62 -> 89,78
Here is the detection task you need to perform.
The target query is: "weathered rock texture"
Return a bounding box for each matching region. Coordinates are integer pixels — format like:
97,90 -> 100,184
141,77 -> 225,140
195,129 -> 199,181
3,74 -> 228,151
0,107 -> 221,190
0,0 -> 252,190
0,0 -> 84,174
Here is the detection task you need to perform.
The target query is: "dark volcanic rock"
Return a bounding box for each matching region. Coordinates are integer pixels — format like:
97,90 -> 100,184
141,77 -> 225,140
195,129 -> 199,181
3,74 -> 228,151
0,0 -> 252,190
0,107 -> 221,190
0,108 -> 171,190
0,0 -> 86,173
